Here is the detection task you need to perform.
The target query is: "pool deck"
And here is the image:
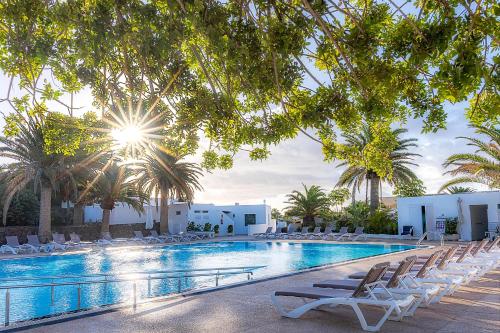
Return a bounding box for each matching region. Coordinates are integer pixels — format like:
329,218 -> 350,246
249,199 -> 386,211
9,242 -> 500,333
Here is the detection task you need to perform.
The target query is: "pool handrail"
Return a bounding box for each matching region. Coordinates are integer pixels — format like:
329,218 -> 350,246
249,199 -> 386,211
0,265 -> 266,284
0,265 -> 266,326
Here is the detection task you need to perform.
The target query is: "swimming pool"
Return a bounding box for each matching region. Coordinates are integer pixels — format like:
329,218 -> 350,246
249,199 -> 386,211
0,241 -> 415,324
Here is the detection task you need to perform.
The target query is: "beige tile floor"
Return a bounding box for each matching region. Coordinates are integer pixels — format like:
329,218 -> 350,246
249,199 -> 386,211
14,245 -> 500,333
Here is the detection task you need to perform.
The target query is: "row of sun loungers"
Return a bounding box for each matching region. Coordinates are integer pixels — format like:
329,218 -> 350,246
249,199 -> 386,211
255,225 -> 367,241
272,237 -> 500,331
0,230 -> 211,254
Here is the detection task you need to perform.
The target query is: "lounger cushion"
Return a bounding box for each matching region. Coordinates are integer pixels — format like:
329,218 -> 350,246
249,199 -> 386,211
313,279 -> 360,290
275,287 -> 353,299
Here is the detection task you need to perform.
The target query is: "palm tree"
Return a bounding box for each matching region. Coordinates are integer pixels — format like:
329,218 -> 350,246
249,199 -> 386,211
89,161 -> 148,235
0,121 -> 73,240
445,186 -> 475,194
136,147 -> 202,234
439,125 -> 499,192
336,125 -> 420,214
284,184 -> 330,227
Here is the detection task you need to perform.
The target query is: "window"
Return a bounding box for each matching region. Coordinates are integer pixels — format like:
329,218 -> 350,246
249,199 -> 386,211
202,210 -> 209,213
176,211 -> 181,216
194,210 -> 200,213
245,214 -> 256,226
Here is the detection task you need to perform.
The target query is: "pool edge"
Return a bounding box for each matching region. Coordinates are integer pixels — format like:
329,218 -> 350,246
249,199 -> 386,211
0,245 -> 430,332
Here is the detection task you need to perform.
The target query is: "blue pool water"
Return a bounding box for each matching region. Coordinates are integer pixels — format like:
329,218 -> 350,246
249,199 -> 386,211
0,241 -> 415,324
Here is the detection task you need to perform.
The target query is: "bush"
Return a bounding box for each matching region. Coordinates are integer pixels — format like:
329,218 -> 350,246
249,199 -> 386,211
227,224 -> 233,234
366,209 -> 397,234
445,217 -> 458,234
338,201 -> 370,232
187,222 -> 202,232
213,224 -> 219,234
0,188 -> 39,226
203,223 -> 212,232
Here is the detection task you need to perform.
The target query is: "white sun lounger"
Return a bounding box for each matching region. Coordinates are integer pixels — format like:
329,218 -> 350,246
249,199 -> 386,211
338,227 -> 366,241
272,262 -> 415,332
97,232 -> 130,246
1,236 -> 37,254
132,231 -> 159,244
324,226 -> 348,240
255,227 -> 273,238
149,230 -> 174,243
68,233 -> 93,248
51,233 -> 70,250
314,256 -> 423,316
27,235 -> 54,253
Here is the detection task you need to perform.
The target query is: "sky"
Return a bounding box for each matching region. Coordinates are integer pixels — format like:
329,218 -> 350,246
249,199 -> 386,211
188,104 -> 484,210
0,69 -> 487,212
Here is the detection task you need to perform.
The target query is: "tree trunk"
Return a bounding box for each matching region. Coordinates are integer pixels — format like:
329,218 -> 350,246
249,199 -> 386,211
101,209 -> 111,235
73,203 -> 84,225
39,184 -> 52,242
159,188 -> 169,234
370,174 -> 381,214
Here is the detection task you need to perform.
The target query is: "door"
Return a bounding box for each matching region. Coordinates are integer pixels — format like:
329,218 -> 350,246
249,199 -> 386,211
470,205 -> 488,240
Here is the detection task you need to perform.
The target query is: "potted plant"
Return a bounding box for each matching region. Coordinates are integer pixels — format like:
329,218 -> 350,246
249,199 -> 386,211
213,224 -> 219,236
444,217 -> 459,241
227,224 -> 234,236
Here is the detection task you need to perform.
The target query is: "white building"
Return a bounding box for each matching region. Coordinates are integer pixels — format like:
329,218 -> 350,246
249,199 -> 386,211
397,191 -> 500,241
84,201 -> 272,236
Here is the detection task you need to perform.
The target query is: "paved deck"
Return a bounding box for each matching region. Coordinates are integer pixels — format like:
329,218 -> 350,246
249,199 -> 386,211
16,246 -> 500,333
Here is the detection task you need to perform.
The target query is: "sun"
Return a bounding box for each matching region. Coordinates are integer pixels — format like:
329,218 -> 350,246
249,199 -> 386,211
111,125 -> 145,148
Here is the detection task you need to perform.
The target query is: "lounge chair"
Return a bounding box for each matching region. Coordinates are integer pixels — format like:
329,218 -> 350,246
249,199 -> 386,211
254,227 -> 272,238
400,226 -> 413,239
349,251 -> 445,307
291,227 -> 310,239
51,233 -> 70,250
305,227 -> 321,239
68,233 -> 93,248
264,229 -> 282,239
272,262 -> 415,332
324,226 -> 348,240
97,232 -> 130,246
311,224 -> 333,240
445,239 -> 497,277
274,224 -> 296,240
345,227 -> 367,241
314,256 -> 424,316
132,231 -> 159,244
0,236 -> 37,254
149,230 -> 174,243
27,235 -> 54,252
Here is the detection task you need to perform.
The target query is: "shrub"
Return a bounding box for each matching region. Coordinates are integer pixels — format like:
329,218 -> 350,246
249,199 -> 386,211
227,224 -> 233,234
366,209 -> 397,234
213,224 -> 219,234
445,217 -> 458,234
203,223 -> 212,232
187,222 -> 203,231
187,222 -> 196,231
339,201 -> 370,231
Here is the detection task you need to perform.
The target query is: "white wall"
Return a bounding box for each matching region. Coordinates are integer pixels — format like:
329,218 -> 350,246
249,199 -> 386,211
84,202 -> 272,236
397,191 -> 500,241
186,203 -> 271,235
84,202 -> 160,225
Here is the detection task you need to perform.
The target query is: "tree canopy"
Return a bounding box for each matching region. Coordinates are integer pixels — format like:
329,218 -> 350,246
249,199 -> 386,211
1,0 -> 498,168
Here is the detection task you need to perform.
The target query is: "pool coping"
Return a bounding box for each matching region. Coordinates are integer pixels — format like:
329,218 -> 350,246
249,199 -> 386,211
0,244 -> 431,332
0,237 -> 429,261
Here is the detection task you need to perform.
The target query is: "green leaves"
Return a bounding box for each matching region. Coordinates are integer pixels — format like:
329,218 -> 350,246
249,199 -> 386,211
393,178 -> 426,197
0,0 -> 497,168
